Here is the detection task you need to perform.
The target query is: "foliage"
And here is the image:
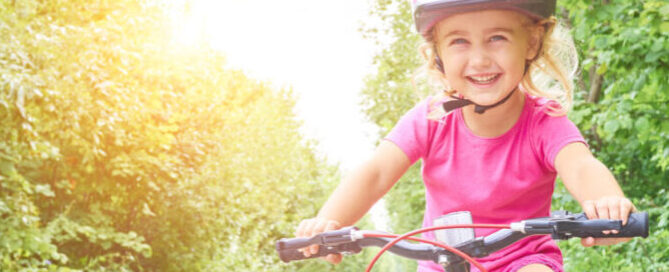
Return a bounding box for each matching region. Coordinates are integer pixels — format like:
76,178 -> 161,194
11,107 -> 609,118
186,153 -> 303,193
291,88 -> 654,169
553,181 -> 669,271
553,1 -> 669,270
0,0 -> 339,271
360,0 -> 669,271
360,0 -> 424,136
564,0 -> 669,196
359,1 -> 426,270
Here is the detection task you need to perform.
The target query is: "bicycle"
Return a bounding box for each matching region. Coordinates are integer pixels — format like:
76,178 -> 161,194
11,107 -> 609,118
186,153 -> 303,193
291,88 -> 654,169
276,210 -> 649,272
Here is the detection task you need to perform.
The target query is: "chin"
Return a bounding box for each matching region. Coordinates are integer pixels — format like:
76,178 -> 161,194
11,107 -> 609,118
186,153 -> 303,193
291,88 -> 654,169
470,87 -> 517,105
466,93 -> 503,106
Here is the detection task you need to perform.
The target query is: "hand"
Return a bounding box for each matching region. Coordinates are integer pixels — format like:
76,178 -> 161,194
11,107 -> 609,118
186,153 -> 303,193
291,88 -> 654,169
580,196 -> 636,247
295,217 -> 343,264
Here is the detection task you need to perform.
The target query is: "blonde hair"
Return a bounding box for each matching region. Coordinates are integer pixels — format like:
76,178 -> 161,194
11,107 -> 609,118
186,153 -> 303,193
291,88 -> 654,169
415,15 -> 579,120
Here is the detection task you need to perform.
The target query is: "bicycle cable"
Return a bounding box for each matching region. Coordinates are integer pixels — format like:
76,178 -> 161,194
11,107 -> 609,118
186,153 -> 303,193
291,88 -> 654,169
364,223 -> 510,272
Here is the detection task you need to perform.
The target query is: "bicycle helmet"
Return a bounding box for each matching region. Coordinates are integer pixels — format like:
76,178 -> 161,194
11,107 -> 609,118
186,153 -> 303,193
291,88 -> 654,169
413,0 -> 556,38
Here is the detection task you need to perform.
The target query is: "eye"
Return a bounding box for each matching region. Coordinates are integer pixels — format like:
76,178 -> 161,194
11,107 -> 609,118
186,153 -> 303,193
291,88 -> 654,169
490,35 -> 507,42
450,38 -> 468,45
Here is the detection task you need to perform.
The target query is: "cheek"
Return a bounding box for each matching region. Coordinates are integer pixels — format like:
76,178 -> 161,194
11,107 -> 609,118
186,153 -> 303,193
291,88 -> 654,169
499,50 -> 527,76
440,53 -> 466,76
443,62 -> 467,87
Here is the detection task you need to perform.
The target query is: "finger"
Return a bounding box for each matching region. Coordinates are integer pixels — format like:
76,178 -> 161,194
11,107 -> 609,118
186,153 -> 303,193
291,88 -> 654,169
321,221 -> 342,264
296,219 -> 312,255
620,198 -> 633,226
324,253 -> 343,264
324,220 -> 341,232
607,198 -> 621,234
595,200 -> 611,234
581,237 -> 595,247
595,199 -> 611,219
302,219 -> 318,257
608,198 -> 621,221
593,238 -> 615,246
310,219 -> 329,237
582,200 -> 597,220
591,237 -> 631,246
309,220 -> 329,254
295,219 -> 311,237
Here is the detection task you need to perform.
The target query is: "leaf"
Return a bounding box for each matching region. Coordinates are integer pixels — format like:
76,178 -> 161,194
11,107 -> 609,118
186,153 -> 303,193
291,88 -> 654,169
596,63 -> 608,75
660,4 -> 669,17
650,38 -> 666,52
0,200 -> 9,214
603,119 -> 620,135
0,161 -> 16,176
101,241 -> 112,250
594,36 -> 609,49
15,85 -> 26,119
661,22 -> 669,33
635,117 -> 650,131
35,184 -> 55,197
645,51 -> 664,63
142,203 -> 156,217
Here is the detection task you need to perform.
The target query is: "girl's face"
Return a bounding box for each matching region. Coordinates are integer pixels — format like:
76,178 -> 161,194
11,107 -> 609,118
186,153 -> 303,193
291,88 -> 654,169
434,10 -> 541,106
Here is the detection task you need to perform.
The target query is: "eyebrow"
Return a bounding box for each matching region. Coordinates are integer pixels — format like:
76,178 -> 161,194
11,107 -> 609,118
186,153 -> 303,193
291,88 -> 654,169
485,27 -> 515,35
442,27 -> 515,40
442,30 -> 467,40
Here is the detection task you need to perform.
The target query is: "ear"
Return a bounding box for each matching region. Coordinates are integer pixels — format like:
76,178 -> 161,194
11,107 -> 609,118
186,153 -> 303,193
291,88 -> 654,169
526,25 -> 545,61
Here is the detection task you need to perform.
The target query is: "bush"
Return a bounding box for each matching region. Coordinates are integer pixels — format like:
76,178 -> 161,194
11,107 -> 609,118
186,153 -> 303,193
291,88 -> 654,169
0,0 -> 339,270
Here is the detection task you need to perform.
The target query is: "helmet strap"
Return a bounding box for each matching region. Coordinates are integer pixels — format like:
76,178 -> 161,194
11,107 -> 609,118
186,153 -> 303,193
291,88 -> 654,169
435,55 -> 445,73
442,87 -> 517,114
439,55 -> 529,115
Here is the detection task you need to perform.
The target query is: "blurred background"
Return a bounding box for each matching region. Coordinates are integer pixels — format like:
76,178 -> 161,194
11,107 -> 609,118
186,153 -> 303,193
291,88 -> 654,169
0,0 -> 667,271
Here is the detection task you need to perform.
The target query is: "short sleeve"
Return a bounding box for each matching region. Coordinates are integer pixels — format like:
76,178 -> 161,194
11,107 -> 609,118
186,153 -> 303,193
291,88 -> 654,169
384,99 -> 432,164
531,109 -> 587,172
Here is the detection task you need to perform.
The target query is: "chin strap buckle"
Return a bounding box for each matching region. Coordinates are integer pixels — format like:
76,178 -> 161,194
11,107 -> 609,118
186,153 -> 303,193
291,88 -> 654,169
442,88 -> 517,114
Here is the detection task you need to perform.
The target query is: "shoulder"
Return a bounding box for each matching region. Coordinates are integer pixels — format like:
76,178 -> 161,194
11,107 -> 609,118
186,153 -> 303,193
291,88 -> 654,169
385,96 -> 455,162
524,94 -> 585,171
526,95 -> 563,116
525,95 -> 571,130
399,96 -> 448,125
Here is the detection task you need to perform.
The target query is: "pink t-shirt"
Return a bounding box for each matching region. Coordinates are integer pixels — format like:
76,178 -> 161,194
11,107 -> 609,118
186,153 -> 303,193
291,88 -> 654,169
385,94 -> 586,272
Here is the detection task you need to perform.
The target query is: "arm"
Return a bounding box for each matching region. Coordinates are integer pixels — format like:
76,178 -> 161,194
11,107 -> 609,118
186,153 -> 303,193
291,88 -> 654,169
316,140 -> 411,225
295,140 -> 411,262
554,142 -> 635,247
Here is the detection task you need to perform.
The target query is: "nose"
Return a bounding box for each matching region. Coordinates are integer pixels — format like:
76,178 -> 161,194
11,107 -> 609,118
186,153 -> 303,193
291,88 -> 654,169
468,46 -> 492,69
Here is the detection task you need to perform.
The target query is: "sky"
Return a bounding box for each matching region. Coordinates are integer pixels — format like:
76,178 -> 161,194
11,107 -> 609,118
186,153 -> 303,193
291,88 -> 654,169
174,0 -> 382,173
170,0 -> 391,230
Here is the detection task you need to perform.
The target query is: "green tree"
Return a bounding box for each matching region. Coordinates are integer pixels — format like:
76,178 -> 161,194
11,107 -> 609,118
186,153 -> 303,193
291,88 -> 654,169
0,0 -> 343,271
359,1 -> 425,270
552,1 -> 669,270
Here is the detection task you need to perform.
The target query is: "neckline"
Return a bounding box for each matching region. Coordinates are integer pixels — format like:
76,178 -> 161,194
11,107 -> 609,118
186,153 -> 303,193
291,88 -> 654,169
455,93 -> 531,141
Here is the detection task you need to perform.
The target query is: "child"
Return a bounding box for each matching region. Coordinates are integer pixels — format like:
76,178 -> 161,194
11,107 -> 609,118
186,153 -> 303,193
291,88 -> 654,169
296,1 -> 635,271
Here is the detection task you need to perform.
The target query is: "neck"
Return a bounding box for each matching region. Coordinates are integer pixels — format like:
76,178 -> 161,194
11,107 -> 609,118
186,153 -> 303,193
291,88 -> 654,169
461,90 -> 526,138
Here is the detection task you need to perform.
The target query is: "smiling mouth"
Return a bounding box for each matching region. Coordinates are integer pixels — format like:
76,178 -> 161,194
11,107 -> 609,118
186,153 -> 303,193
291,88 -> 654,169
466,74 -> 501,85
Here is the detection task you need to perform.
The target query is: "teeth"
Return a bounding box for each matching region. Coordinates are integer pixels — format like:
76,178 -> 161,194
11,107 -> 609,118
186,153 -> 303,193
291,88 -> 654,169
469,74 -> 497,83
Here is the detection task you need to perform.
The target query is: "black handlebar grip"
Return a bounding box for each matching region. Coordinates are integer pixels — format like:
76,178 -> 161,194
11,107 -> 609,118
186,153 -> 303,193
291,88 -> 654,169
275,227 -> 361,263
276,237 -> 317,251
572,212 -> 649,238
274,227 -> 357,251
276,240 -> 362,263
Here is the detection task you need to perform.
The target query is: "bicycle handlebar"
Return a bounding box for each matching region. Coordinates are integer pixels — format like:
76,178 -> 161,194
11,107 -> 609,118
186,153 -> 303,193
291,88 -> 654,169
276,211 -> 649,266
276,227 -> 363,262
276,230 -> 448,263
